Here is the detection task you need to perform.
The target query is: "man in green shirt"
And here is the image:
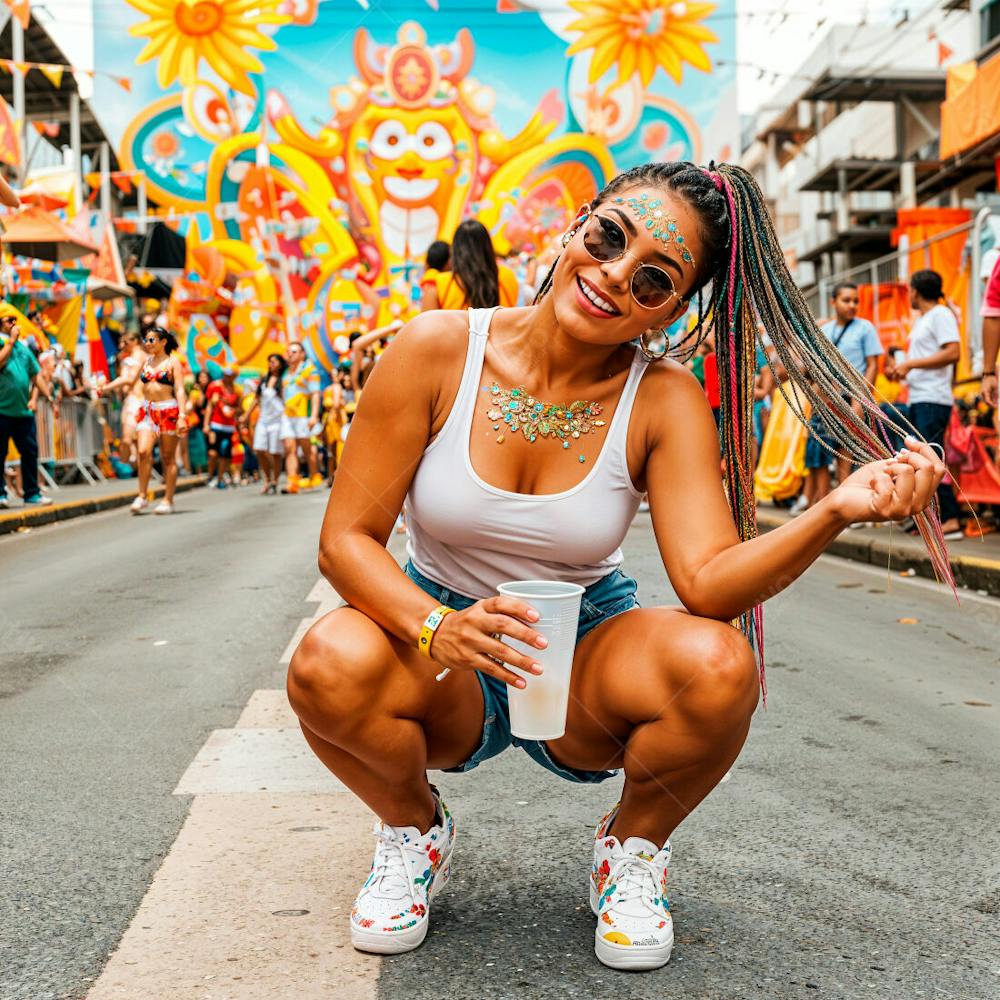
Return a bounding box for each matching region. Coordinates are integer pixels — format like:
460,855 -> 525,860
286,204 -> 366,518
0,314 -> 54,507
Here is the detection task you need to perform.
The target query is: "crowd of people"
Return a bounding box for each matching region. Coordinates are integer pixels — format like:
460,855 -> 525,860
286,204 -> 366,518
707,266 -> 999,541
3,208 -> 998,538
92,312 -> 369,512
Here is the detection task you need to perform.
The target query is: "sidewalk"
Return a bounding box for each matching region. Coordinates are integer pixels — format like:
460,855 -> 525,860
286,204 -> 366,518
0,475 -> 207,536
756,505 -> 1000,598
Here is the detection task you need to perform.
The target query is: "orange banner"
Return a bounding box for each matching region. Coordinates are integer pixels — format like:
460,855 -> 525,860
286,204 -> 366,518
940,50 -> 1000,159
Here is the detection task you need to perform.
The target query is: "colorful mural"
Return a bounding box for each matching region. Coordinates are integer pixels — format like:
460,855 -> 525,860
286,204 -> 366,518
93,0 -> 737,374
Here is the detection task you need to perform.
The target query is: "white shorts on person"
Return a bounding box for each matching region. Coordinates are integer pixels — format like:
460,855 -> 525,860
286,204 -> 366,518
253,420 -> 283,454
281,414 -> 311,440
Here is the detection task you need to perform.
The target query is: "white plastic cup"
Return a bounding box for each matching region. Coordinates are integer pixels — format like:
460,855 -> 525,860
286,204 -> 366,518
496,579 -> 585,741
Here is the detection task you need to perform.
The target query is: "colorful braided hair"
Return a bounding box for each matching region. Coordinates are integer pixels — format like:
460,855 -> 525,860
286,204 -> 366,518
537,161 -> 954,698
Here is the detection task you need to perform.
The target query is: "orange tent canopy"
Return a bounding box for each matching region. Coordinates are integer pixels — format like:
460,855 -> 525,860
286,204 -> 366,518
1,205 -> 97,261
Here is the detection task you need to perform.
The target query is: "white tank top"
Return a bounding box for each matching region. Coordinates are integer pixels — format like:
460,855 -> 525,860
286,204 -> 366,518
405,307 -> 649,599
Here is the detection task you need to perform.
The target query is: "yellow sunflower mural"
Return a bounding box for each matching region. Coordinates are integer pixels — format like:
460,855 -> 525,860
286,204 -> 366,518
566,0 -> 718,88
127,0 -> 291,96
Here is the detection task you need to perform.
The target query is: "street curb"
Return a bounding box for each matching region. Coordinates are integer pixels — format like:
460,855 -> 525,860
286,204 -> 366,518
0,476 -> 208,536
756,510 -> 1000,598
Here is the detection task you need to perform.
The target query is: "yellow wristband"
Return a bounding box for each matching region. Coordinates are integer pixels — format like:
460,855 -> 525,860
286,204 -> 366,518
418,604 -> 455,658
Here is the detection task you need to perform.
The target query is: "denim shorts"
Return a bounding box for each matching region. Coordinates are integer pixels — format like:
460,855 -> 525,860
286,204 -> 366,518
404,560 -> 640,784
805,414 -> 838,470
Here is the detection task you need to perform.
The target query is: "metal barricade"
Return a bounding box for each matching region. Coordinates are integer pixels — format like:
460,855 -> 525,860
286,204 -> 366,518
816,208 -> 1000,372
3,400 -> 59,491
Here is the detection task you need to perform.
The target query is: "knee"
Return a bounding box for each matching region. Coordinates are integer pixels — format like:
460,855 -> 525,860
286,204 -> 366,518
286,610 -> 387,736
684,621 -> 760,722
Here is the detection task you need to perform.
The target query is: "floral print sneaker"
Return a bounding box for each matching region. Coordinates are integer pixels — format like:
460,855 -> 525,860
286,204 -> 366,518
590,803 -> 673,970
350,791 -> 455,955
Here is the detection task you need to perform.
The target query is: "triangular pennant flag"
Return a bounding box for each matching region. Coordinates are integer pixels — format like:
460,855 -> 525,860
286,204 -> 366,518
111,174 -> 133,195
4,0 -> 31,30
937,41 -> 954,66
116,76 -> 132,93
12,62 -> 29,77
39,64 -> 63,89
32,120 -> 60,137
0,61 -> 11,74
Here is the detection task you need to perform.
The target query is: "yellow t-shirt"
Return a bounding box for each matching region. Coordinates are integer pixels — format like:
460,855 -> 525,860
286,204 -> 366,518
424,265 -> 519,310
283,361 -> 320,418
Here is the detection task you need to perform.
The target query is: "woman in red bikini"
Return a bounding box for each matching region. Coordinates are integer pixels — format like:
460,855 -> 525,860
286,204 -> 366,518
101,325 -> 187,514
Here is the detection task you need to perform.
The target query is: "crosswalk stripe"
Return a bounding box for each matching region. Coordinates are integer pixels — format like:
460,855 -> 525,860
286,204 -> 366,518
87,581 -> 378,999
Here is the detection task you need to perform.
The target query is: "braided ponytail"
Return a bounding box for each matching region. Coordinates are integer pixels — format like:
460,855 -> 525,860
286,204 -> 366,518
535,161 -> 954,697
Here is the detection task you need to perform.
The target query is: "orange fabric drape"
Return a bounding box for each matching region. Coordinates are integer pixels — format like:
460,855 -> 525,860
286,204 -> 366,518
940,52 -> 1000,159
855,283 -> 912,351
890,207 -> 974,380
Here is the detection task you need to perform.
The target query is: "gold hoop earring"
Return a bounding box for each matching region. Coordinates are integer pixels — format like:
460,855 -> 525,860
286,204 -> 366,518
640,327 -> 668,361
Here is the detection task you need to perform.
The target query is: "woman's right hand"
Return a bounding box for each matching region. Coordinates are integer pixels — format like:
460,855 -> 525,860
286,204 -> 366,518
429,596 -> 548,688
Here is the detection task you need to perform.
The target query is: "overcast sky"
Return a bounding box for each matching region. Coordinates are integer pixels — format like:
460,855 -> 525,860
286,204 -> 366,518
737,0 -> 906,113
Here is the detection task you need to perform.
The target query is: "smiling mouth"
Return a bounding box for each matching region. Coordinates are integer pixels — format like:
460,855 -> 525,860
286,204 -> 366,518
576,275 -> 620,316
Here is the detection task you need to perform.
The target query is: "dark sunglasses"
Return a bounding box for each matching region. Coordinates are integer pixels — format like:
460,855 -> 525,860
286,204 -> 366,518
581,214 -> 681,310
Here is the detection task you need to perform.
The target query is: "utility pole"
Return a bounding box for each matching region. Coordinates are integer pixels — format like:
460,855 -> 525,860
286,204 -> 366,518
12,19 -> 25,185
70,93 -> 83,214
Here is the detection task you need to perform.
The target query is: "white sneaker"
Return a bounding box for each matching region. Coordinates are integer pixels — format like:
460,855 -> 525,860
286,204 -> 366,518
790,495 -> 809,517
207,477 -> 218,489
0,496 -> 9,509
154,500 -> 174,515
350,792 -> 455,955
130,496 -> 148,515
590,804 -> 673,970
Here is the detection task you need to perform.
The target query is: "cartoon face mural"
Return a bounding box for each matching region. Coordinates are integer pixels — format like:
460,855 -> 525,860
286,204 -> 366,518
334,25 -> 481,264
97,1 -> 737,375
352,106 -> 472,259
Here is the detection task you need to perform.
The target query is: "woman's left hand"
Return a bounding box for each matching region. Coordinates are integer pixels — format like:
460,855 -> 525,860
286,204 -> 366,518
176,421 -> 189,437
832,437 -> 945,525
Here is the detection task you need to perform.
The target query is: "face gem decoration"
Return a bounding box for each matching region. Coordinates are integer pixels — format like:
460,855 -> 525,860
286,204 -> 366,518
613,194 -> 695,267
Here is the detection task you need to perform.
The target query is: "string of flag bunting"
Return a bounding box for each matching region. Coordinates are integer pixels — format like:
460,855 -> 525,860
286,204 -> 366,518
0,58 -> 131,93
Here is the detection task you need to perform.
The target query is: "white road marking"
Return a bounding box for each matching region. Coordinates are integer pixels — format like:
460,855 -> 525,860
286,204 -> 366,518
174,728 -> 345,795
87,580 -> 377,999
818,553 -> 1000,608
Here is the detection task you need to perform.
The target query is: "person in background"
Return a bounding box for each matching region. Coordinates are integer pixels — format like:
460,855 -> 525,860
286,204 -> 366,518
348,319 -> 405,395
187,369 -> 212,475
52,344 -> 76,398
204,366 -> 242,488
114,330 -> 147,466
894,269 -> 963,539
752,342 -> 774,469
99,324 -> 187,514
414,242 -> 451,311
321,375 -> 345,485
281,341 -> 322,493
0,314 -> 54,508
425,240 -> 450,275
819,282 -> 883,486
980,254 -> 1000,408
241,353 -> 287,494
420,220 -> 519,311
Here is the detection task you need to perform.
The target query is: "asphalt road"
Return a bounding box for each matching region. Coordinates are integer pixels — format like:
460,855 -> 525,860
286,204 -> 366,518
2,488 -> 998,1000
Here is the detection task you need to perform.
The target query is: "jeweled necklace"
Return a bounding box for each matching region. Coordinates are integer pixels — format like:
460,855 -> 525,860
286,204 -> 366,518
486,383 -> 606,462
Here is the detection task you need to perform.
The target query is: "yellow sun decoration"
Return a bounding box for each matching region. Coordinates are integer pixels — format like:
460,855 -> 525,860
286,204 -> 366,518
127,0 -> 291,97
566,0 -> 718,88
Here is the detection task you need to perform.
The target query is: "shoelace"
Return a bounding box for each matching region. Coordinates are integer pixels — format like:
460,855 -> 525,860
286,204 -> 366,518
605,854 -> 663,916
358,827 -> 421,904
